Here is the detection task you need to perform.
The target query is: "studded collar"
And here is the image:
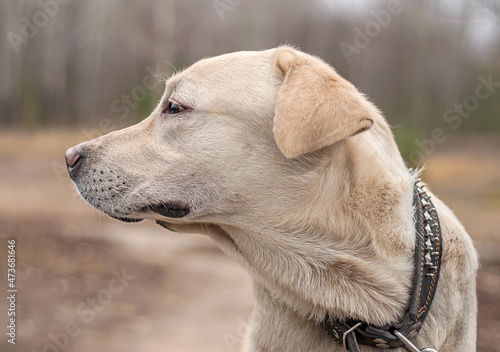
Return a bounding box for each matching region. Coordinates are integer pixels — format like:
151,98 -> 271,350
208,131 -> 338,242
323,181 -> 443,352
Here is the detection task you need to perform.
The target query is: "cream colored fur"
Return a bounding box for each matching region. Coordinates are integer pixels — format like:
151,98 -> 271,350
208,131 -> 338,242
68,47 -> 478,351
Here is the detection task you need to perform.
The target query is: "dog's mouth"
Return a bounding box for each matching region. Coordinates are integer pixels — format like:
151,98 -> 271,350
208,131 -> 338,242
111,202 -> 191,223
147,202 -> 191,218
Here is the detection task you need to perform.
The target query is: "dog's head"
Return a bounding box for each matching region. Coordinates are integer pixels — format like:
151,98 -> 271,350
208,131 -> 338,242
66,47 -> 417,326
66,46 -> 378,228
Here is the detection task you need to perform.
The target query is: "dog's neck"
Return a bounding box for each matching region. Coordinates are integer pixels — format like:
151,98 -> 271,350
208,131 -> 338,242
211,123 -> 416,349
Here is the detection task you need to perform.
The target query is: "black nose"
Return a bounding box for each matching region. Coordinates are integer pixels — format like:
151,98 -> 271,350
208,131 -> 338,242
65,146 -> 83,177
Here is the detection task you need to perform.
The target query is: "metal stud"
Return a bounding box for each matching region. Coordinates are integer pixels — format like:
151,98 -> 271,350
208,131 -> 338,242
423,212 -> 432,222
373,339 -> 388,344
421,198 -> 429,207
425,253 -> 433,265
425,239 -> 433,250
424,224 -> 432,235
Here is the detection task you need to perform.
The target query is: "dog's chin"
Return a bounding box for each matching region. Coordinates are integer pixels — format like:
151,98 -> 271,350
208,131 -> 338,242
107,202 -> 190,224
155,220 -> 177,232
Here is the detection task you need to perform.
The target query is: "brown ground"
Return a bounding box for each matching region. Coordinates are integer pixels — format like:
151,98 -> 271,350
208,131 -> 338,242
0,131 -> 498,352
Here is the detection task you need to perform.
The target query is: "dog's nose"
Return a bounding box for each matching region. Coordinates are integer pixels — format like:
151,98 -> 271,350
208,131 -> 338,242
65,146 -> 82,170
65,147 -> 80,167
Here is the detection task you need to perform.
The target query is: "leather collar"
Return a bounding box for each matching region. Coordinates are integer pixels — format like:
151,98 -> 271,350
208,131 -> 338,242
323,181 -> 443,351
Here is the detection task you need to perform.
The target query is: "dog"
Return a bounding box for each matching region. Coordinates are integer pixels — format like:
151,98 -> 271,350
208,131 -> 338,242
66,46 -> 478,351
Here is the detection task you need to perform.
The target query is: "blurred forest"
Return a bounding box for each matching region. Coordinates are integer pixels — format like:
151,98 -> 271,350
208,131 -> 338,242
1,2 -> 500,352
1,0 -> 500,140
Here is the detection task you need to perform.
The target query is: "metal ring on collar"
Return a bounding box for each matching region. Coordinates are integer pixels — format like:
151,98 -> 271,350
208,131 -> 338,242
343,322 -> 362,352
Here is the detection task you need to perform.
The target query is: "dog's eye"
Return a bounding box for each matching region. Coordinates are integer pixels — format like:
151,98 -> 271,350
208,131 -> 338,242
162,101 -> 186,115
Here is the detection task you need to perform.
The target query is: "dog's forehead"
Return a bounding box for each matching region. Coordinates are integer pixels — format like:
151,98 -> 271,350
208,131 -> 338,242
166,49 -> 277,110
191,49 -> 275,75
180,50 -> 273,86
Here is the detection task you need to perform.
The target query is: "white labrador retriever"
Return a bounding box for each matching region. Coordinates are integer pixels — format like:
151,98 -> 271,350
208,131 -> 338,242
66,47 -> 478,352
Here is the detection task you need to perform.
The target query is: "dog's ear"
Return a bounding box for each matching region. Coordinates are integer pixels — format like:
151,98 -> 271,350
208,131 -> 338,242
273,47 -> 374,158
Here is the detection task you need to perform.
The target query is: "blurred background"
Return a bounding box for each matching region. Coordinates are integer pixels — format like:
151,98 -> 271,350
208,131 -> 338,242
0,0 -> 499,351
